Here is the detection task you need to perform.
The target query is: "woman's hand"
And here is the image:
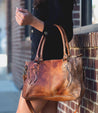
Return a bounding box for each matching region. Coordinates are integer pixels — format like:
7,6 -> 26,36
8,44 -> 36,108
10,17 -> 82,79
15,8 -> 33,26
15,7 -> 44,32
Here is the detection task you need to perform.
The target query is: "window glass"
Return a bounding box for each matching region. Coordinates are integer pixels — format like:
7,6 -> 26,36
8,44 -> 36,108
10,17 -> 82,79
92,0 -> 98,24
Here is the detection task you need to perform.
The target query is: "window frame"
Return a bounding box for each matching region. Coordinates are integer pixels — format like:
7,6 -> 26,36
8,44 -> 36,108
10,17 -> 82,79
25,0 -> 33,39
74,0 -> 98,35
81,0 -> 92,26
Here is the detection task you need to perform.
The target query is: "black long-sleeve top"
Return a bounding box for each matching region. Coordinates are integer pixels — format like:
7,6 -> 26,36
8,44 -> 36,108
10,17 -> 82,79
30,0 -> 73,60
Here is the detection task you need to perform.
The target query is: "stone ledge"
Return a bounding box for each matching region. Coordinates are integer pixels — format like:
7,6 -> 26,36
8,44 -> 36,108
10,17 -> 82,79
73,24 -> 98,35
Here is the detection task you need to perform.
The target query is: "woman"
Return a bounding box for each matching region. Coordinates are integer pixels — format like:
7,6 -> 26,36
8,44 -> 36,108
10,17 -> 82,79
16,0 -> 77,113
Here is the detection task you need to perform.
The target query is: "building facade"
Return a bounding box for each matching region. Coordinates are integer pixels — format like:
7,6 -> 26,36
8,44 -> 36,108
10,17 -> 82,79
6,0 -> 98,113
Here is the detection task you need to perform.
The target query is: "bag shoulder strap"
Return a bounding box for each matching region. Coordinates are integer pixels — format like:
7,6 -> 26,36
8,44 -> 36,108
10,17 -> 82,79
26,100 -> 36,113
35,24 -> 71,62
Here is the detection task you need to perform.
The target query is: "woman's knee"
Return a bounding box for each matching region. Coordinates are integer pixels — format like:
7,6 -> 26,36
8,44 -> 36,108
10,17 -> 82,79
42,101 -> 58,113
30,99 -> 48,113
16,91 -> 31,113
16,91 -> 48,113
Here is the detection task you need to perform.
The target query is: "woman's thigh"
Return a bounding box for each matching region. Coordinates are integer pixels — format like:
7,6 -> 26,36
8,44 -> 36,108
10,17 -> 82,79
41,101 -> 58,113
16,91 -> 48,113
16,91 -> 58,113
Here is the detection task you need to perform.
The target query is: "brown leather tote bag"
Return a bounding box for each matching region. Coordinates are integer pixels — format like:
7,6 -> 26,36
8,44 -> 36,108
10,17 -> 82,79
22,25 -> 85,111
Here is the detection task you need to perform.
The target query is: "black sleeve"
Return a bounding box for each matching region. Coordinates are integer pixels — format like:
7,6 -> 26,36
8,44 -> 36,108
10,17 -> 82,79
42,22 -> 73,42
42,22 -> 73,60
42,22 -> 63,60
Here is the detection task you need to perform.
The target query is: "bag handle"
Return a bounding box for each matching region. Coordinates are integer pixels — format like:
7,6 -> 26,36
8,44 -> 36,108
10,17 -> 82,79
34,35 -> 45,62
26,100 -> 36,113
34,24 -> 70,62
57,25 -> 70,57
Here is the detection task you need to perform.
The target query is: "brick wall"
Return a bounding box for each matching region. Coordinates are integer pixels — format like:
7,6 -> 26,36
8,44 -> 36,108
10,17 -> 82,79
57,33 -> 98,113
11,0 -> 31,89
73,0 -> 81,27
6,0 -> 12,73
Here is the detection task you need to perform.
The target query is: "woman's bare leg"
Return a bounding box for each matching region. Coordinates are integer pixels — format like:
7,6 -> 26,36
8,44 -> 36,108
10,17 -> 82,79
16,91 -> 58,113
42,101 -> 57,113
16,91 -> 48,113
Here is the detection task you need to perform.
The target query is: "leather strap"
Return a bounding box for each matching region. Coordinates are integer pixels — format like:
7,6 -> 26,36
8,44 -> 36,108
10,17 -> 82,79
26,100 -> 36,113
34,24 -> 70,62
40,24 -> 70,60
40,36 -> 46,61
54,24 -> 70,60
34,35 -> 45,62
57,25 -> 70,57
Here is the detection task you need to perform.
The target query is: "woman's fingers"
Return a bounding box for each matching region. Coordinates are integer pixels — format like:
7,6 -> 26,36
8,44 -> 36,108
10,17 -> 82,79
15,10 -> 26,25
16,7 -> 28,13
16,11 -> 25,19
15,15 -> 24,26
18,8 -> 28,13
15,7 -> 33,26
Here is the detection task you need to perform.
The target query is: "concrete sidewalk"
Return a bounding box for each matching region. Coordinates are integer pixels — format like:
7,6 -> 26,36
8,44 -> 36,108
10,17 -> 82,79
0,68 -> 20,113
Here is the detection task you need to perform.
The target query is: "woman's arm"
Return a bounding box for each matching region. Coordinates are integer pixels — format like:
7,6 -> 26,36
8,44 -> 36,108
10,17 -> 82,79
15,8 -> 44,32
15,8 -> 73,42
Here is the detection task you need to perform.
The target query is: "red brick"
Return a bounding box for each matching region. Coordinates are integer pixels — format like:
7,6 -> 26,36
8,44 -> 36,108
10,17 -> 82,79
85,79 -> 88,88
73,13 -> 80,18
82,98 -> 87,107
58,103 -> 61,108
71,102 -> 75,109
85,109 -> 90,113
88,80 -> 94,90
87,100 -> 94,111
73,20 -> 80,26
91,33 -> 98,47
88,59 -> 94,68
94,104 -> 98,113
84,49 -> 90,57
90,48 -> 97,57
91,92 -> 96,102
94,82 -> 98,92
61,103 -> 65,110
85,69 -> 91,78
70,49 -> 75,55
83,58 -> 88,66
80,49 -> 84,56
71,35 -> 89,48
81,34 -> 91,47
73,5 -> 80,10
96,71 -> 98,81
91,70 -> 96,80
75,49 -> 84,56
80,107 -> 85,113
94,60 -> 98,69
69,109 -> 72,113
66,107 -> 69,113
75,49 -> 80,55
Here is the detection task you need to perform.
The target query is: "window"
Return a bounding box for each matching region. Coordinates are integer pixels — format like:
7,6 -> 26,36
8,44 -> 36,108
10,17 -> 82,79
92,0 -> 98,24
25,0 -> 33,38
81,0 -> 98,26
81,0 -> 92,26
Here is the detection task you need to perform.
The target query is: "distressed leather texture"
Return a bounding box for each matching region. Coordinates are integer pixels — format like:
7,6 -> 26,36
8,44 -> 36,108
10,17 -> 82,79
22,25 -> 85,112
